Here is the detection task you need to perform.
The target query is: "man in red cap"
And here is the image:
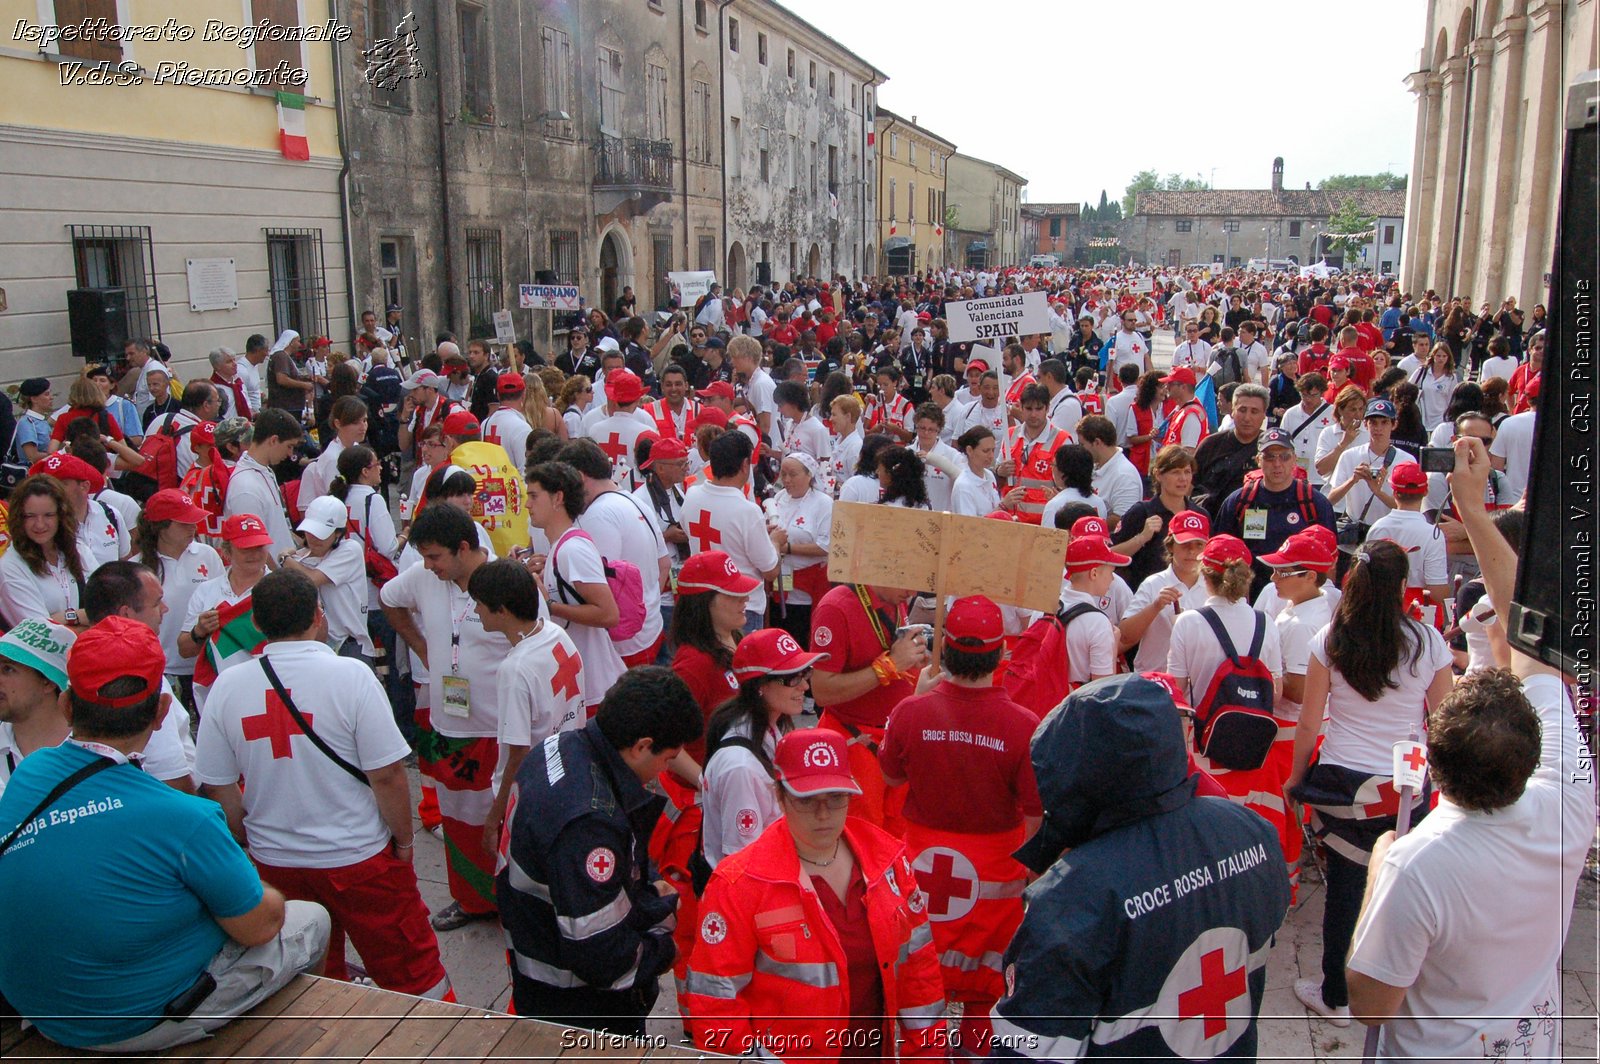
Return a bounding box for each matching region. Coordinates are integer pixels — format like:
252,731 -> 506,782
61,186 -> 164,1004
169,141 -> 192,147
1367,462 -> 1451,620
643,363 -> 702,445
879,595 -> 1042,1055
0,616 -> 329,1052
1158,367 -> 1209,451
481,371 -> 533,474
697,380 -> 762,451
198,570 -> 452,1002
1060,534 -> 1130,686
587,368 -> 652,489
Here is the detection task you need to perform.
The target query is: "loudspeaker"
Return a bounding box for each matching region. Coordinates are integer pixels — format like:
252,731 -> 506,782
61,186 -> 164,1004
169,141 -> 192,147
756,261 -> 773,286
67,288 -> 128,360
534,270 -> 559,285
1508,70 -> 1599,676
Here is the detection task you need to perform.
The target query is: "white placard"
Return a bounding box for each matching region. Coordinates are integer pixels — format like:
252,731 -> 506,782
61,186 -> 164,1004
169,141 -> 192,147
492,310 -> 516,344
186,258 -> 238,312
519,283 -> 582,311
1129,277 -> 1153,294
943,291 -> 1050,343
1392,740 -> 1428,791
668,270 -> 717,306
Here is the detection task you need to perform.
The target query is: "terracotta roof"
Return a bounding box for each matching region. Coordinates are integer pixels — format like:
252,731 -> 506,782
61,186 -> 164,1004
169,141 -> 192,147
1021,203 -> 1080,217
1134,188 -> 1405,218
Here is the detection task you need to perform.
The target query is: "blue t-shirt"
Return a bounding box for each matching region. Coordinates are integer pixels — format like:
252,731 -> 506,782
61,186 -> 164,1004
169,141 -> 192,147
0,743 -> 262,1047
1215,480 -> 1336,561
11,412 -> 51,463
106,395 -> 142,440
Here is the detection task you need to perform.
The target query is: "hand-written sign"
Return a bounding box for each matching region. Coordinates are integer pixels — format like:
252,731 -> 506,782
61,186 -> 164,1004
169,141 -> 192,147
944,291 -> 1050,343
519,284 -> 582,310
827,502 -> 1069,613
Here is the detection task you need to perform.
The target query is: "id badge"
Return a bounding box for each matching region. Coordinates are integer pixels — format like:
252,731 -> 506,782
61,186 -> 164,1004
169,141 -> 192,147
440,674 -> 472,718
669,562 -> 683,594
1242,508 -> 1269,540
780,571 -> 794,593
913,374 -> 925,391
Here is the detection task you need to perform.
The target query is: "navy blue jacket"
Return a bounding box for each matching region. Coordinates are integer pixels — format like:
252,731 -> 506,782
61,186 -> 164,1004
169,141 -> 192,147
497,720 -> 678,996
993,675 -> 1290,1060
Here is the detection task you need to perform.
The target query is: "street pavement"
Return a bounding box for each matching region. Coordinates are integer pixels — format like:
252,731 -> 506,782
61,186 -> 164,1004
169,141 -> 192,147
384,330 -> 1600,1058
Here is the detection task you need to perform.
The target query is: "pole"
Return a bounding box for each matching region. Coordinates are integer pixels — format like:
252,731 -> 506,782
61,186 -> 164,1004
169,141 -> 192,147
1362,730 -> 1426,1063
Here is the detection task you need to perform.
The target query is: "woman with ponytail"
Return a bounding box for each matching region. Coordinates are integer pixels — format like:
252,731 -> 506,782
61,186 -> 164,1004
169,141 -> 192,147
1286,539 -> 1455,1027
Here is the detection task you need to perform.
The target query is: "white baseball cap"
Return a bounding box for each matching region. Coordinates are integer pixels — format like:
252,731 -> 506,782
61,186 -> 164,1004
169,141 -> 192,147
297,495 -> 349,540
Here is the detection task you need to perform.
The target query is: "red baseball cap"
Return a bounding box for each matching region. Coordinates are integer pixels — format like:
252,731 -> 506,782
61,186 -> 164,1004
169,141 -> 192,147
773,728 -> 861,797
68,616 -> 165,709
697,381 -> 737,401
496,371 -> 525,396
1070,515 -> 1110,541
640,436 -> 689,469
732,628 -> 828,683
1066,536 -> 1130,571
192,420 -> 217,446
945,595 -> 1005,652
310,336 -> 332,349
1160,366 -> 1198,387
220,513 -> 275,548
916,311 -> 932,322
29,452 -> 105,495
1299,523 -> 1337,554
1390,462 -> 1428,495
145,489 -> 209,525
1260,530 -> 1336,573
1168,509 -> 1211,544
676,550 -> 761,597
441,410 -> 480,437
965,358 -> 991,374
605,369 -> 645,405
1327,354 -> 1352,372
985,509 -> 1018,522
690,406 -> 730,432
1200,534 -> 1254,570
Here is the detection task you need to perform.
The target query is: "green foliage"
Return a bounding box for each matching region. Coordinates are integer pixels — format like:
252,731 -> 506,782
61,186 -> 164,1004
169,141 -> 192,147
1324,197 -> 1377,260
1318,172 -> 1407,192
1122,170 -> 1208,215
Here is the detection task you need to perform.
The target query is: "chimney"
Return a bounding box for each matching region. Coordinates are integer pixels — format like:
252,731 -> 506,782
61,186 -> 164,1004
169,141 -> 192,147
1271,157 -> 1284,193
911,115 -> 918,125
1306,182 -> 1312,190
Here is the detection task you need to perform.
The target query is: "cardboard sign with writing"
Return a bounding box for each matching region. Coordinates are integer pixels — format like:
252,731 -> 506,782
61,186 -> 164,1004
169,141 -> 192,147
827,502 -> 941,593
493,310 -> 516,345
944,291 -> 1050,343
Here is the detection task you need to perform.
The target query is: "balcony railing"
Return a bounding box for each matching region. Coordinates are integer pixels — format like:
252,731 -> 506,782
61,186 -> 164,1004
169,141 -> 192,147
595,135 -> 674,190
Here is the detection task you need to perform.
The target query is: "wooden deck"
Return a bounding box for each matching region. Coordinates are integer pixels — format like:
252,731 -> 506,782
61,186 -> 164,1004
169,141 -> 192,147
0,975 -> 717,1061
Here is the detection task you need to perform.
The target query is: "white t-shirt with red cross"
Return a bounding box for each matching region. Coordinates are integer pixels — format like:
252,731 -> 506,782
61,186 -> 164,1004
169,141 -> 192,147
577,490 -> 665,657
1057,587 -> 1119,684
495,621 -> 585,788
587,412 -> 651,492
196,640 -> 412,868
546,528 -> 626,708
482,407 -> 533,476
679,481 -> 780,614
148,542 -> 224,676
380,560 -> 510,738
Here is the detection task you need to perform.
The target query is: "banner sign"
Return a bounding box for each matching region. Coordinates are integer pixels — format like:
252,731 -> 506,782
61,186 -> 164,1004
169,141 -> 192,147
944,291 -> 1050,342
519,284 -> 582,310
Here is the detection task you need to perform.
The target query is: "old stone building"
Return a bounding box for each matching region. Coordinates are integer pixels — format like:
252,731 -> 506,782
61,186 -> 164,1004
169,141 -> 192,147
945,154 -> 1028,269
1125,160 -> 1405,272
1021,203 -> 1081,265
874,109 -> 955,275
1401,0 -> 1597,306
720,0 -> 885,289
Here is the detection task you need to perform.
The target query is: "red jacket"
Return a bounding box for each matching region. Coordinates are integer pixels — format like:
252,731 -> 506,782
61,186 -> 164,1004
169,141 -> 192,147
685,817 -> 947,1061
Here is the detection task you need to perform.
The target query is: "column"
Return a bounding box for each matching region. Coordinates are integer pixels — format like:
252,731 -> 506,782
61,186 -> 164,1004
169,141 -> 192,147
1478,15 -> 1528,303
1452,36 -> 1498,296
1507,1 -> 1565,308
1427,56 -> 1469,292
1400,70 -> 1437,296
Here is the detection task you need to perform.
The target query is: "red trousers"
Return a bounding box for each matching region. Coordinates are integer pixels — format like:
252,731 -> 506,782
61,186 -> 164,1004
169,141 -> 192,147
256,848 -> 451,998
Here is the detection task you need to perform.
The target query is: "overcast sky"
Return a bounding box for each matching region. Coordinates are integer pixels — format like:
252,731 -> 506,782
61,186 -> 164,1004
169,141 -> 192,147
790,0 -> 1425,204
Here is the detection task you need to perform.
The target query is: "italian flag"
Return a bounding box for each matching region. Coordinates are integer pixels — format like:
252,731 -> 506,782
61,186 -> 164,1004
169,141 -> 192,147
276,91 -> 310,161
194,594 -> 266,688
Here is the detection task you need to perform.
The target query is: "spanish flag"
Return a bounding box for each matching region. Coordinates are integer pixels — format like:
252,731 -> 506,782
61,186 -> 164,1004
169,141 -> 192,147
194,594 -> 266,688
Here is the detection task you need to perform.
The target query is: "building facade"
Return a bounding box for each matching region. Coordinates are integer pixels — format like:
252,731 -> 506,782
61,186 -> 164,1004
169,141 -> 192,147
945,153 -> 1027,269
874,109 -> 954,276
1021,203 -> 1080,264
1401,0 -> 1596,307
720,0 -> 884,289
1126,160 -> 1406,271
2,0 -> 348,385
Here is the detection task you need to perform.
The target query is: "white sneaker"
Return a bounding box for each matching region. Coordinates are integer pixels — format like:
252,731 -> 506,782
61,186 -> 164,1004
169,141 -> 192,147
428,824 -> 445,841
1294,978 -> 1352,1027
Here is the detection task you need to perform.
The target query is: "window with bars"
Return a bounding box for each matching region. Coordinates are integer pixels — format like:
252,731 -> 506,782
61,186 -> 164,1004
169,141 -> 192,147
1175,220 -> 1193,233
1222,220 -> 1240,232
264,228 -> 329,341
549,230 -> 578,285
698,236 -> 715,272
70,224 -> 159,342
465,228 -> 502,339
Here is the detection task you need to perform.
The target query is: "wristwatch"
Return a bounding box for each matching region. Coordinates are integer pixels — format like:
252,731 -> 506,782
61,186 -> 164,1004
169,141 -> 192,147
63,608 -> 79,627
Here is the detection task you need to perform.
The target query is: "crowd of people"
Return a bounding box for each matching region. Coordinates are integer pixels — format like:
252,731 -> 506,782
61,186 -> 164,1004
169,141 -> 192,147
0,263 -> 1586,1061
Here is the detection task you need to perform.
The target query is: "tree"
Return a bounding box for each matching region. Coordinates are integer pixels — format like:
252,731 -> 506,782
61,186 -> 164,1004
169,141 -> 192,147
1103,198 -> 1122,222
1122,170 -> 1208,215
1319,172 -> 1408,192
1324,197 -> 1376,262
1081,200 -> 1097,224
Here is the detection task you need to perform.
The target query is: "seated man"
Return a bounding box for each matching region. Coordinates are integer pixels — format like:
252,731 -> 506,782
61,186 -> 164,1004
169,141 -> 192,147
0,616 -> 329,1052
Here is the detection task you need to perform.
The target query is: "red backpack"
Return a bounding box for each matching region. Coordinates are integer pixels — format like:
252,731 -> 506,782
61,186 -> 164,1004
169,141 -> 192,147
1191,607 -> 1279,771
1000,602 -> 1101,719
125,418 -> 194,502
1232,472 -> 1317,525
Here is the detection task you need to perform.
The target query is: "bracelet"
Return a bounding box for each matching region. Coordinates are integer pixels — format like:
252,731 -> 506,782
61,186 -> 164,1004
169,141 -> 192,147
394,840 -> 414,850
190,626 -> 204,644
872,654 -> 897,687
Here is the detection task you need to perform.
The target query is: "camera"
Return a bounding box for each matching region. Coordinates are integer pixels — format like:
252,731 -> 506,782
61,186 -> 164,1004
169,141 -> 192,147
1420,446 -> 1455,474
895,624 -> 934,652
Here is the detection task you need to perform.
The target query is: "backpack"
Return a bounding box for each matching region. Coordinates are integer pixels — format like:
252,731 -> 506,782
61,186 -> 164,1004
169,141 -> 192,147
999,602 -> 1102,718
124,417 -> 195,502
357,493 -> 399,588
1191,608 -> 1278,771
179,461 -> 227,537
1232,474 -> 1317,527
552,528 -> 647,642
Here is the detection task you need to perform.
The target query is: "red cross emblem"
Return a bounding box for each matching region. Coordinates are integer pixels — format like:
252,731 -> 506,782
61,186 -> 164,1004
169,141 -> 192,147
585,846 -> 616,883
598,432 -> 629,465
550,642 -> 581,701
1176,948 -> 1247,1040
736,808 -> 758,836
1401,747 -> 1426,773
485,424 -> 502,445
1360,779 -> 1401,819
687,510 -> 722,551
105,523 -> 115,539
911,846 -> 977,922
241,689 -> 310,759
196,564 -> 209,577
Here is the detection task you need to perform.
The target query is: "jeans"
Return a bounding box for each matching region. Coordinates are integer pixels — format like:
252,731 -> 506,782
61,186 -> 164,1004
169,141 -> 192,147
1320,846 -> 1366,1008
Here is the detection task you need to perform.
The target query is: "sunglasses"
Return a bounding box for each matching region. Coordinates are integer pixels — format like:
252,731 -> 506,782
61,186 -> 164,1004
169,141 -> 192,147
778,668 -> 813,688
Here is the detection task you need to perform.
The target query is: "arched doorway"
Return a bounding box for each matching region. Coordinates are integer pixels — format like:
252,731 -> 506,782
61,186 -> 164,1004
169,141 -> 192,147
726,241 -> 747,291
600,233 -> 623,317
806,244 -> 821,279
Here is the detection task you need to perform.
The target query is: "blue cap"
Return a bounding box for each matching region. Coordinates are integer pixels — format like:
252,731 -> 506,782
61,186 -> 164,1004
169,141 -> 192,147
1364,398 -> 1397,420
704,336 -> 725,349
1257,427 -> 1295,452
